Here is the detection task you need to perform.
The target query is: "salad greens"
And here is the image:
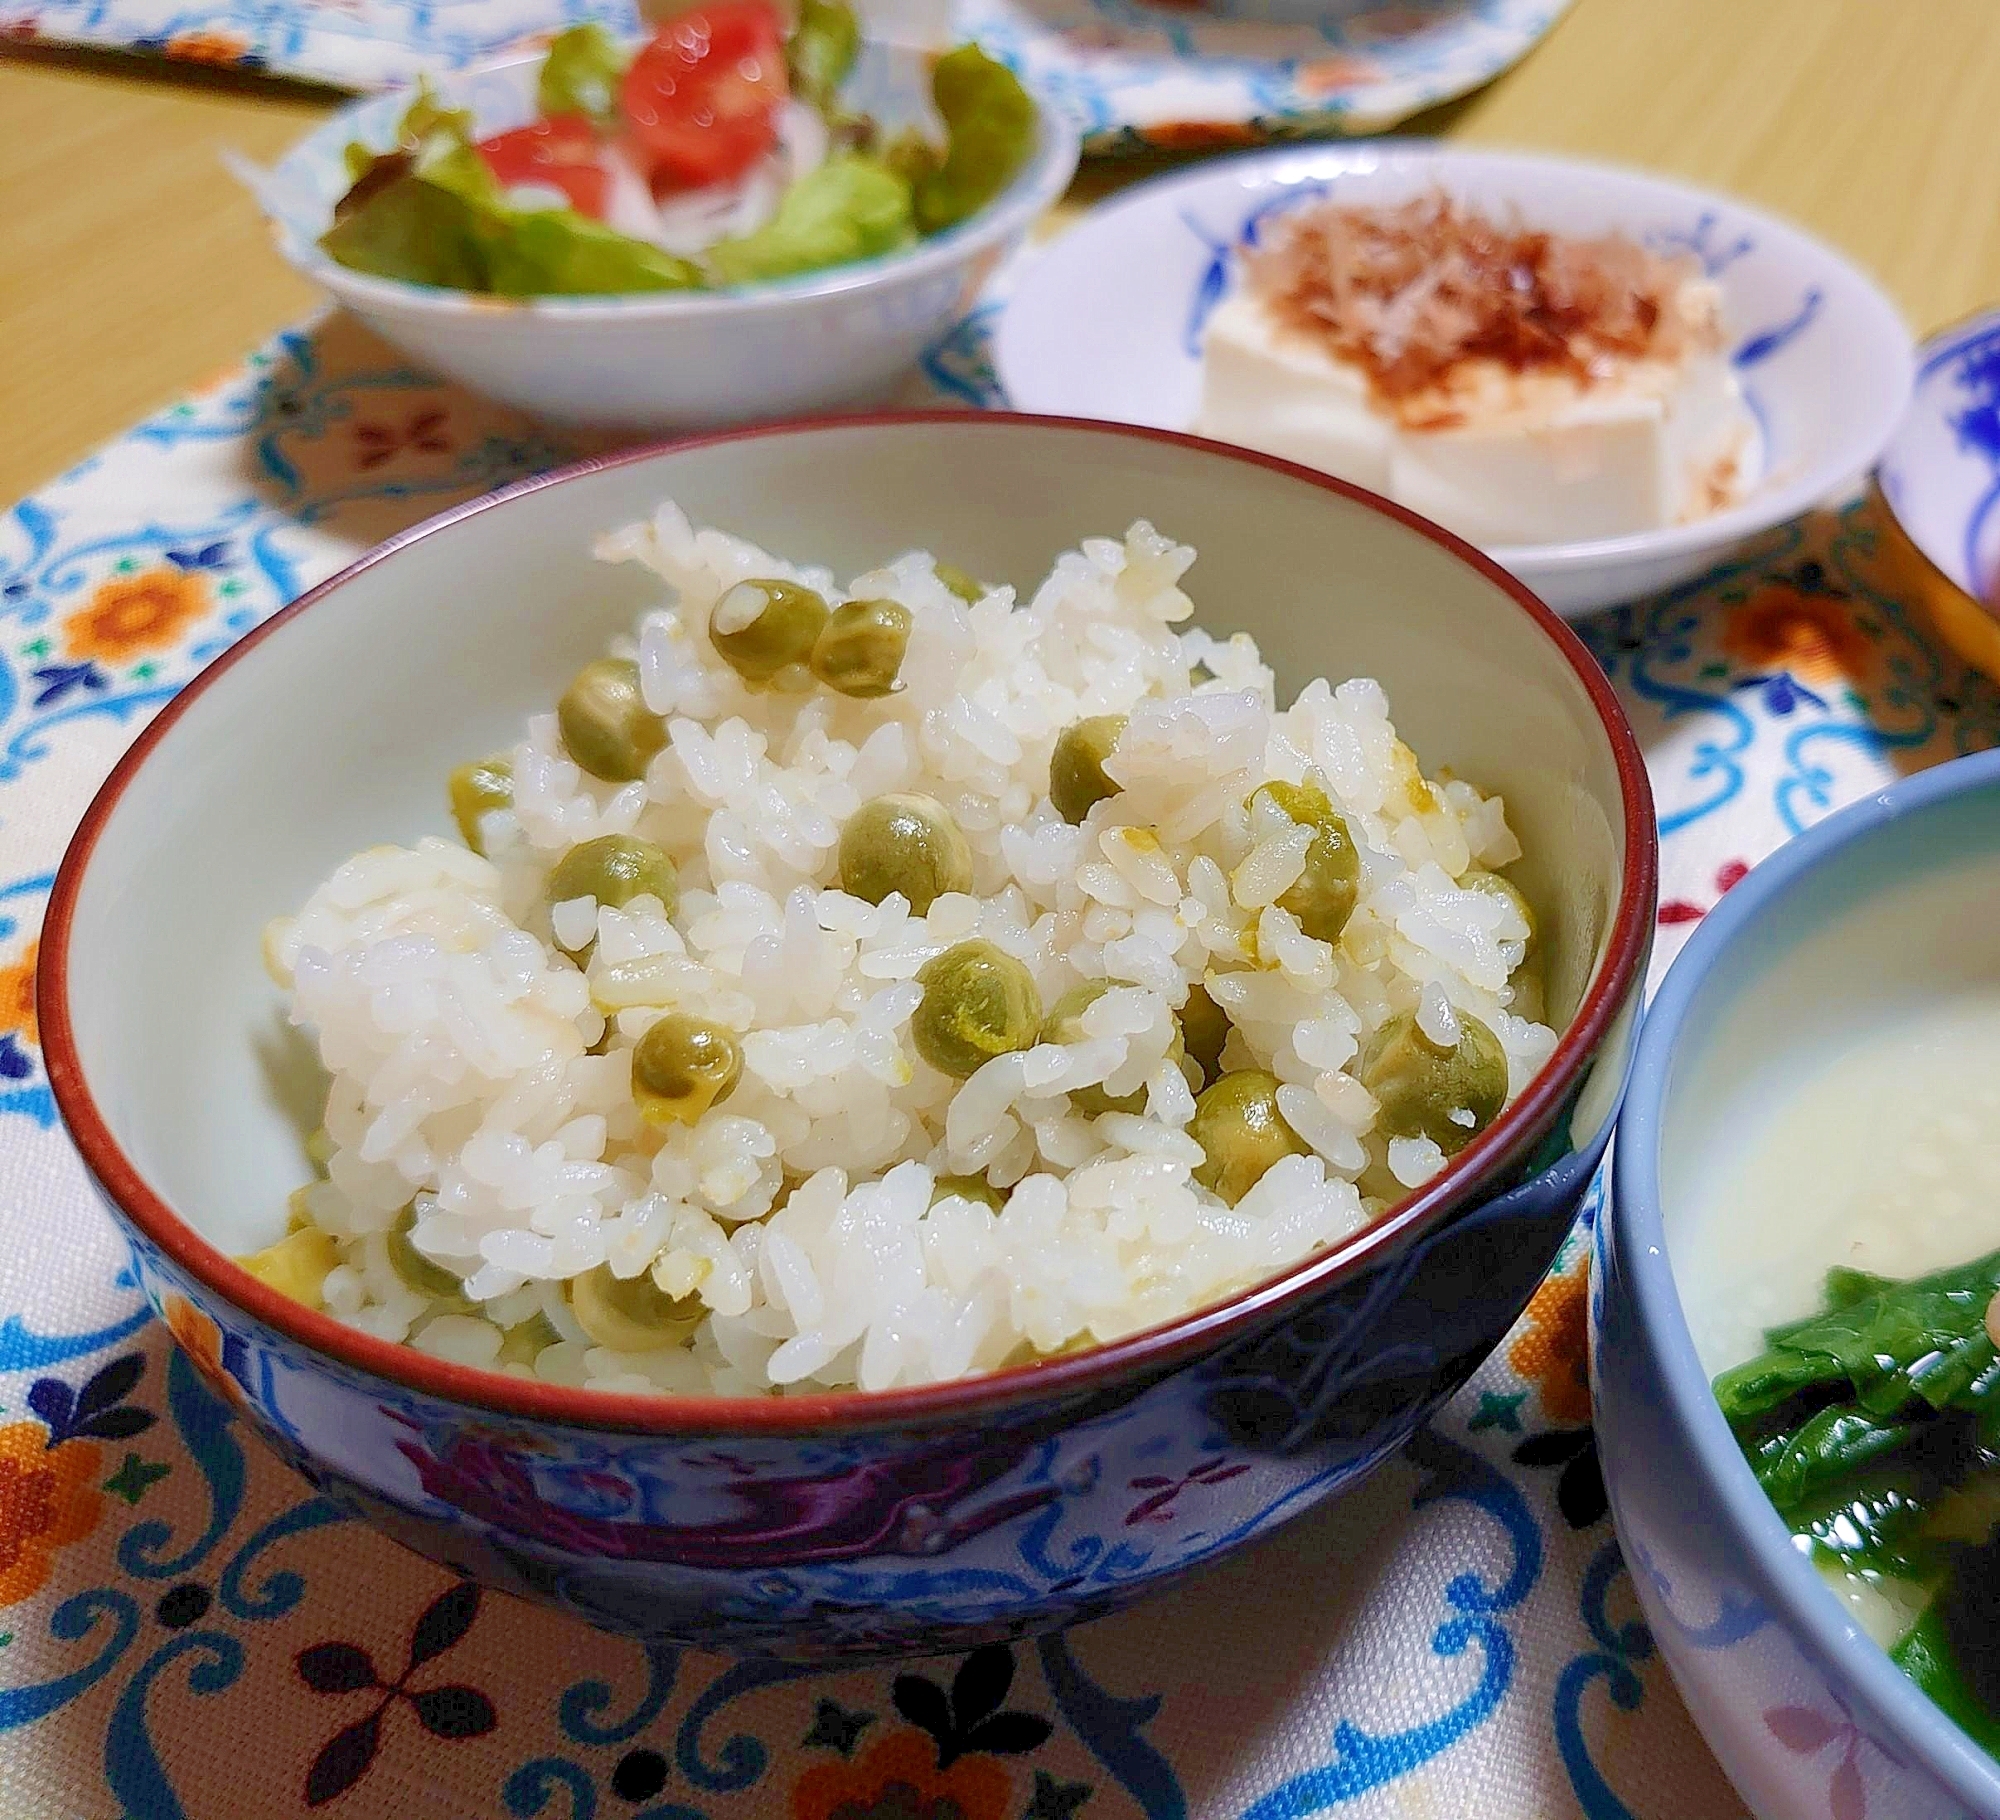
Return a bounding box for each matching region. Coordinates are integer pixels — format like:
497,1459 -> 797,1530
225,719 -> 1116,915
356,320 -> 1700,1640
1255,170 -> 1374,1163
785,0 -> 860,112
707,155 -> 913,284
537,22 -> 628,127
324,128 -> 700,296
913,43 -> 1039,235
1717,1248 -> 2000,1757
319,6 -> 1039,297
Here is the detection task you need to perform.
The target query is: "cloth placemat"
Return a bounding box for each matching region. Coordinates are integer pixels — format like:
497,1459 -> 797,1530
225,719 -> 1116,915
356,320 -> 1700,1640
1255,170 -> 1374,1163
2,299 -> 1997,1820
0,0 -> 1572,153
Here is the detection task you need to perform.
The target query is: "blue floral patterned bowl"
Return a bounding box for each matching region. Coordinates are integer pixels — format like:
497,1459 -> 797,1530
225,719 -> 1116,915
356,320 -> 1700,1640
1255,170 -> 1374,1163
42,415 -> 1654,1659
1876,307 -> 2000,688
1599,747 -> 2000,1819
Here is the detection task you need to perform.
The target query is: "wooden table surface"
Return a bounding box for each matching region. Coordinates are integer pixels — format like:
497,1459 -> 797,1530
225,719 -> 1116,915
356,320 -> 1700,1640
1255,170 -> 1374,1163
5,0 -> 2000,507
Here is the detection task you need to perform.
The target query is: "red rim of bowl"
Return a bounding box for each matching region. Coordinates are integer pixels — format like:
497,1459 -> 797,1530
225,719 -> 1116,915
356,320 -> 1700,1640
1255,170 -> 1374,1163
39,411 -> 1657,1437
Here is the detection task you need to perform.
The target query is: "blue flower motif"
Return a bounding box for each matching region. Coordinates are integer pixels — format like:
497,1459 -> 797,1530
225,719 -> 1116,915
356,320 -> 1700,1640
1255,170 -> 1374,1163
0,1035 -> 32,1081
30,662 -> 108,708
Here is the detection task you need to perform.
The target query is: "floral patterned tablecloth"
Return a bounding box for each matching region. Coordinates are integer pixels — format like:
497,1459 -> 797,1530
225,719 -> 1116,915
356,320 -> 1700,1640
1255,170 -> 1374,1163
1,298 -> 1996,1820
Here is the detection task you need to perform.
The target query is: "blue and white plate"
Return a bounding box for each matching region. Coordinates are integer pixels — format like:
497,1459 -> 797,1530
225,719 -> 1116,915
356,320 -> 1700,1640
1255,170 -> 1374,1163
996,144 -> 1915,616
1,0 -> 1570,153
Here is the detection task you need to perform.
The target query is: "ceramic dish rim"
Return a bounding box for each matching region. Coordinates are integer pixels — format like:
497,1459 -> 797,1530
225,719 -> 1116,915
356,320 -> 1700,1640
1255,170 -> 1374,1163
994,139 -> 1916,576
1877,303 -> 2000,603
40,411 -> 1656,1438
1610,744 -> 2000,1812
265,44 -> 1081,322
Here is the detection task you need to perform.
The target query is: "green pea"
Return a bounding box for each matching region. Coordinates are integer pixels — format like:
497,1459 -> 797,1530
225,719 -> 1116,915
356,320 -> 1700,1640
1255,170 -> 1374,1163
387,1205 -> 466,1305
1249,780 -> 1362,943
838,794 -> 973,914
1462,867 -> 1537,955
1359,1009 -> 1508,1156
631,1013 -> 743,1128
708,579 -> 830,687
1050,715 -> 1128,824
934,562 -> 985,605
1040,980 -> 1148,1116
1178,983 -> 1231,1089
931,1173 -> 1005,1213
811,598 -> 912,698
568,1263 -> 705,1352
497,1310 -> 562,1367
912,939 -> 1042,1078
547,836 -> 679,932
1189,1069 -> 1310,1207
448,755 -> 513,854
236,1227 -> 338,1309
558,657 -> 665,783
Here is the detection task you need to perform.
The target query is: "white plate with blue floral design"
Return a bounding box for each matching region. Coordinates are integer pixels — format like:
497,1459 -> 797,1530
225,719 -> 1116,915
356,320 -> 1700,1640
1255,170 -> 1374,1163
1876,307 -> 2000,684
995,144 -> 1916,617
2,0 -> 1571,153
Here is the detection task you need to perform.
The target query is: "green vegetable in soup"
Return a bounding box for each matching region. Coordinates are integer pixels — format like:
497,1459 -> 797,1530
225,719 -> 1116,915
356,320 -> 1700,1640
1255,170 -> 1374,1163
786,0 -> 860,110
537,22 -> 630,126
708,156 -> 914,286
912,46 -> 1035,235
912,939 -> 1041,1078
1712,1248 -> 2000,1425
1714,1251 -> 2000,1763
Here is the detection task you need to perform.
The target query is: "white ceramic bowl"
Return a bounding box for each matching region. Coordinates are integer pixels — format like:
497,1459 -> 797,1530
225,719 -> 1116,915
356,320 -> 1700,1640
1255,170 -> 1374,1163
995,144 -> 1915,618
1876,306 -> 2000,685
247,43 -> 1078,430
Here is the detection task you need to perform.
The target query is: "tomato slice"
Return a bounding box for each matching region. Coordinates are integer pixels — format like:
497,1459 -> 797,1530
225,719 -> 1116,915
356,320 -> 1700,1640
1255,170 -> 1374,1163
619,0 -> 788,195
476,114 -> 611,218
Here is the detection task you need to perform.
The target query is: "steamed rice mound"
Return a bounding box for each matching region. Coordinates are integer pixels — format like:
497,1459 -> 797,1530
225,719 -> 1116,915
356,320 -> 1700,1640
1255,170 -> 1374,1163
260,505 -> 1555,1397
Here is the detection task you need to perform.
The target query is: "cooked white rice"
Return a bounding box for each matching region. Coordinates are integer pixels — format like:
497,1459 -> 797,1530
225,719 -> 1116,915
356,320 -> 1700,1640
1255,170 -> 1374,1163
259,505 -> 1554,1396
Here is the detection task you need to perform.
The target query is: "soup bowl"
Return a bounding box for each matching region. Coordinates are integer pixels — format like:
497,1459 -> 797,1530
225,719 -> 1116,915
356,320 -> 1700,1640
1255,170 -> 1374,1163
1599,748 -> 2000,1818
42,415 -> 1653,1659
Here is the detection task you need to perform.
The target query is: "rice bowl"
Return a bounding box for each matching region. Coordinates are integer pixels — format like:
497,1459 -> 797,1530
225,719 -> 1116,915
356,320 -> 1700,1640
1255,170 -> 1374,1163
258,501 -> 1555,1398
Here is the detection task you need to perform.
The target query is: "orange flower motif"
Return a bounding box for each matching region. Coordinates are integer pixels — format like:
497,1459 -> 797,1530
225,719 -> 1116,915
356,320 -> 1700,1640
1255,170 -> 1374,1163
1139,121 -> 1263,153
1720,582 -> 1874,684
0,1419 -> 104,1607
1508,1264 -> 1590,1423
0,941 -> 36,1047
64,568 -> 209,664
163,1295 -> 242,1406
166,28 -> 252,64
792,1731 -> 1013,1820
1295,53 -> 1379,95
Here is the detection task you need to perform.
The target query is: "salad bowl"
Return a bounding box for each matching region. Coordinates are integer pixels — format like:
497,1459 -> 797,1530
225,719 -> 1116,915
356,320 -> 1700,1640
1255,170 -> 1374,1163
243,34 -> 1078,429
42,415 -> 1654,1658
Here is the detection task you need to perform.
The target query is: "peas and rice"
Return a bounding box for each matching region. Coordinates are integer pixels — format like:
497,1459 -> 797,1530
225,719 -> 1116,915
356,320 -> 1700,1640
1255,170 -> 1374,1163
252,505 -> 1554,1396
